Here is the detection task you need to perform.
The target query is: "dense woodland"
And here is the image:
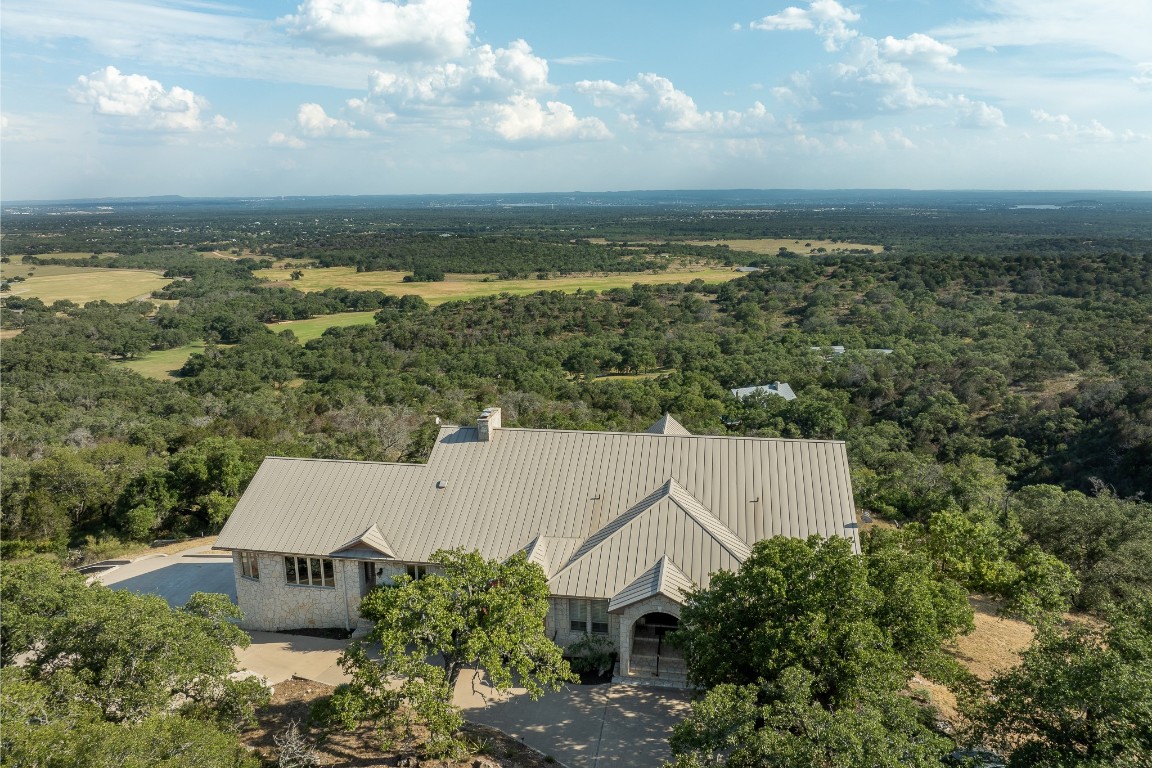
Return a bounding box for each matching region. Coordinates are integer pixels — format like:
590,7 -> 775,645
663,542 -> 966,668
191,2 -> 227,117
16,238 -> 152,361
2,196 -> 1151,765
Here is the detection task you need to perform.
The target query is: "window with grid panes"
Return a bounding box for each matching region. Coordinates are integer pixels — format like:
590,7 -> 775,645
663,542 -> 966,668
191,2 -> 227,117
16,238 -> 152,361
568,599 -> 609,635
239,551 -> 259,580
283,555 -> 335,587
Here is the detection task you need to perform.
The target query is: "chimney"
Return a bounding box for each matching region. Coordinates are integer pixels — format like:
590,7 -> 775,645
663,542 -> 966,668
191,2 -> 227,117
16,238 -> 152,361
477,407 -> 501,442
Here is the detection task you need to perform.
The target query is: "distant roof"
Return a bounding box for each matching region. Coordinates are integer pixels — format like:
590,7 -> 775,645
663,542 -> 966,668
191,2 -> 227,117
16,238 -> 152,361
731,382 -> 797,401
646,413 -> 692,436
217,421 -> 856,606
809,345 -> 892,356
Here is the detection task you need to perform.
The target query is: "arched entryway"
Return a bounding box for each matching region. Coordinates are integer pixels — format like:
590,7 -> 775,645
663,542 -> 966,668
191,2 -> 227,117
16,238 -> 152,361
628,612 -> 684,680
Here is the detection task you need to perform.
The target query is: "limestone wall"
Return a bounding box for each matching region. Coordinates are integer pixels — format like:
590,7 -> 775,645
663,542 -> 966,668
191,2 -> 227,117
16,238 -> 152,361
234,552 -> 362,632
614,594 -> 683,678
548,597 -> 621,655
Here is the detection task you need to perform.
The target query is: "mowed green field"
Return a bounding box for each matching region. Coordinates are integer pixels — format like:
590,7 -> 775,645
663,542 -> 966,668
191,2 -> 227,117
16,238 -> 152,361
254,266 -> 745,305
3,263 -> 171,305
265,310 -> 380,342
116,312 -> 382,380
115,342 -> 210,380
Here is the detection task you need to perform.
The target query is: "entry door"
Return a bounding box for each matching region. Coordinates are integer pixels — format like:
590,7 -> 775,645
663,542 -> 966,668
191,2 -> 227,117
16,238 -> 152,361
362,562 -> 377,596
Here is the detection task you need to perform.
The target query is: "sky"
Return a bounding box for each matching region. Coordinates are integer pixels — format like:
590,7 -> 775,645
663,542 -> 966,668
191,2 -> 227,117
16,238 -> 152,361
2,0 -> 1149,199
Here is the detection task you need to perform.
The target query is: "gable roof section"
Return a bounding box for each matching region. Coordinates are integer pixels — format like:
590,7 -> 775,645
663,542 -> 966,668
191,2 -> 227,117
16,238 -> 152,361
547,479 -> 749,599
215,459 -> 426,559
646,413 -> 692,436
333,523 -> 396,559
216,424 -> 859,598
608,555 -> 696,612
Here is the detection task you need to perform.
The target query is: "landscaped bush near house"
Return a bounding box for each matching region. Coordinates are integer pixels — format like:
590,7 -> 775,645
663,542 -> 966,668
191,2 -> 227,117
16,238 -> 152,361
567,633 -> 617,678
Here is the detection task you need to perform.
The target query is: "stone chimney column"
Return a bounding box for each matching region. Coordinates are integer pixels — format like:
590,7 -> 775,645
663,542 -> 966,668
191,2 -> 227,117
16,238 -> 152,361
477,407 -> 501,441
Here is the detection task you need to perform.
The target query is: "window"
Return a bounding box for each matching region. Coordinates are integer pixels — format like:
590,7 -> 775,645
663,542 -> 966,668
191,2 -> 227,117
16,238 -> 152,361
406,564 -> 429,580
569,598 -> 588,631
590,601 -> 609,635
239,551 -> 259,580
568,599 -> 609,635
284,556 -> 335,588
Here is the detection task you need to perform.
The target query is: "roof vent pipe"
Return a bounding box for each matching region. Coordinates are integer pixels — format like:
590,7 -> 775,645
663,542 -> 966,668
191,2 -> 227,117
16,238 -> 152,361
477,407 -> 501,442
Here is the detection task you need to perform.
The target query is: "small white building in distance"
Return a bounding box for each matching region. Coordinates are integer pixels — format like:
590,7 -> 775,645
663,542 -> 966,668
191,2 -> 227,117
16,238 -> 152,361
730,382 -> 797,401
215,408 -> 856,687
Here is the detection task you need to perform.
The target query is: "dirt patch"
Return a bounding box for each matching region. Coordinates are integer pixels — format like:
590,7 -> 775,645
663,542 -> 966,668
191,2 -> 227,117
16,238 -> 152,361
912,597 -> 1035,727
948,598 -> 1034,681
242,677 -> 558,767
146,536 -> 220,557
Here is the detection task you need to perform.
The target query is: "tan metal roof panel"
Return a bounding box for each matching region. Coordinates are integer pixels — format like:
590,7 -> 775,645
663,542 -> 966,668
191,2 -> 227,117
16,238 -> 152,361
216,423 -> 859,604
608,555 -> 695,612
646,413 -> 692,436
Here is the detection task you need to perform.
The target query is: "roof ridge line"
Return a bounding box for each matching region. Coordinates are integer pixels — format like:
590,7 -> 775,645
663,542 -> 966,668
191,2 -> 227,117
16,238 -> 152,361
263,455 -> 426,467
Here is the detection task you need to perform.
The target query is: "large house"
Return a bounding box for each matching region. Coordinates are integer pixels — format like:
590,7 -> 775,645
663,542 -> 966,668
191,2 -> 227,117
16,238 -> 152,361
215,408 -> 858,686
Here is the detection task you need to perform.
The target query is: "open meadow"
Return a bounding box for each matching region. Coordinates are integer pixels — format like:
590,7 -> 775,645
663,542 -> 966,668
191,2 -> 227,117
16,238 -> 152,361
2,260 -> 170,305
264,310 -> 380,342
115,341 -> 211,380
254,265 -> 744,304
588,237 -> 882,255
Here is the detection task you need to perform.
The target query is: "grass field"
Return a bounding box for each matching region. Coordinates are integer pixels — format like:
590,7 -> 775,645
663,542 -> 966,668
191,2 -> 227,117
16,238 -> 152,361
115,341 -> 210,380
588,237 -> 882,255
3,263 -> 170,305
266,310 -> 380,342
254,266 -> 744,304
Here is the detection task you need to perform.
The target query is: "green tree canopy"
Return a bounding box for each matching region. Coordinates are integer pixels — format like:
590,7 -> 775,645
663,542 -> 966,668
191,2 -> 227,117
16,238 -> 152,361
0,559 -> 266,765
667,535 -> 970,767
970,598 -> 1152,767
322,548 -> 575,758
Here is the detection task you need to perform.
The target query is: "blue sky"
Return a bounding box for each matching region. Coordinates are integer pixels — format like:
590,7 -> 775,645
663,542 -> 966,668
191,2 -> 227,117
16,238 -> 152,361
2,0 -> 1149,199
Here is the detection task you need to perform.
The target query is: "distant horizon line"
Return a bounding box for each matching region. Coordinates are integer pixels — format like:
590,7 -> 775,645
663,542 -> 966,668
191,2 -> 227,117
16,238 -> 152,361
5,187 -> 1152,206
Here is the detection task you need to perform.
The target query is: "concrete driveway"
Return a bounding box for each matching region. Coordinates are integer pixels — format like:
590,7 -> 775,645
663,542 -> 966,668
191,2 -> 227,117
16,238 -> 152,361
455,673 -> 690,768
94,546 -> 689,767
98,544 -> 236,606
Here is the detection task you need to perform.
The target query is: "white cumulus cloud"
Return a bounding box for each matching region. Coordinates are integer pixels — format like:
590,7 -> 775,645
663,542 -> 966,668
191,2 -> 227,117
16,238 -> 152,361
268,131 -> 307,149
296,102 -> 370,138
750,0 -> 860,51
1029,110 -> 1147,142
753,11 -> 1005,131
949,95 -> 1006,129
1133,63 -> 1152,89
281,0 -> 473,61
879,33 -> 961,71
576,73 -> 775,135
70,66 -> 233,132
487,94 -> 611,143
369,39 -> 550,107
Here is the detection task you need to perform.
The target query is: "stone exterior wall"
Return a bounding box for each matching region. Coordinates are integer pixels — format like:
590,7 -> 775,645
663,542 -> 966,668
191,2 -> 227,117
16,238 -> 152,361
614,594 -> 683,682
234,552 -> 363,632
548,597 -> 622,656
232,551 -> 680,687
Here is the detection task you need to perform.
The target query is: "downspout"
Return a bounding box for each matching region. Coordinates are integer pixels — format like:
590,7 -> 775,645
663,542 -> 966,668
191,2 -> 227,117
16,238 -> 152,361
341,560 -> 352,632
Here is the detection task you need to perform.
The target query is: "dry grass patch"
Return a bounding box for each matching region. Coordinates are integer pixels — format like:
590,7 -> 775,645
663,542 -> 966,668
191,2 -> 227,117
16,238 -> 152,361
586,237 -> 882,255
3,264 -> 170,305
254,266 -> 743,305
911,597 -> 1035,726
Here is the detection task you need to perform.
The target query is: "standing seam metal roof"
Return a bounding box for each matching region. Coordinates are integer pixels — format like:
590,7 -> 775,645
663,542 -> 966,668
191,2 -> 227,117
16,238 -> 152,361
215,424 -> 858,603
